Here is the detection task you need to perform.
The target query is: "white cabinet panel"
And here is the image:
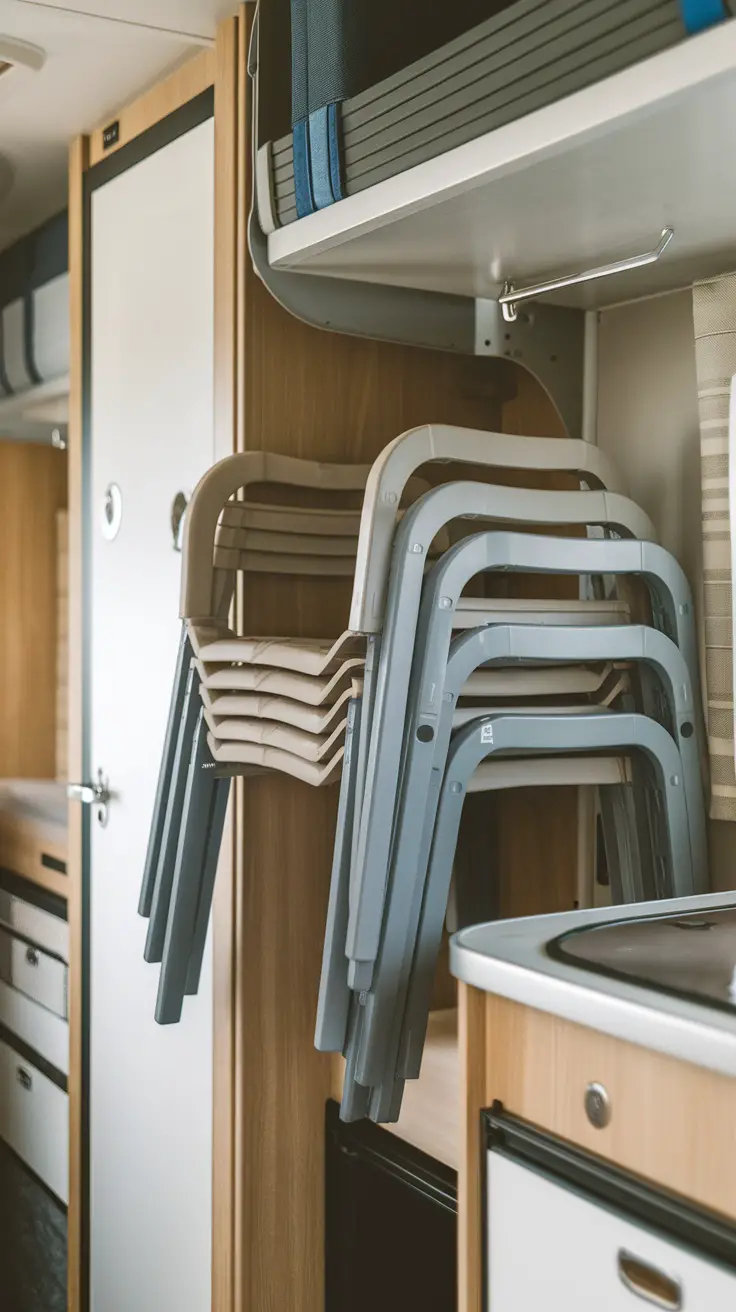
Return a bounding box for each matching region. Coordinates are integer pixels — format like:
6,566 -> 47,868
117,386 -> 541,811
488,1153 -> 736,1310
0,1035 -> 68,1203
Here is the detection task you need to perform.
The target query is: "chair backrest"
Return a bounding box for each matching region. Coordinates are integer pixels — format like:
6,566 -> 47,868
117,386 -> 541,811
181,451 -> 443,623
350,424 -> 626,631
181,451 -> 372,622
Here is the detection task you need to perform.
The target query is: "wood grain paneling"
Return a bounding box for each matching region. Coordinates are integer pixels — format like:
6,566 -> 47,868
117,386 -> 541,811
235,24 -> 583,1310
67,131 -> 88,1312
459,986 -> 487,1312
485,994 -> 736,1221
56,510 -> 69,782
89,49 -> 215,165
238,55 -> 511,1312
0,442 -> 67,779
213,16 -> 239,1312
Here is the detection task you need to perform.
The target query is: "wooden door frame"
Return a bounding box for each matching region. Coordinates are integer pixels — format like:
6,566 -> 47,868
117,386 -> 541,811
66,25 -> 239,1312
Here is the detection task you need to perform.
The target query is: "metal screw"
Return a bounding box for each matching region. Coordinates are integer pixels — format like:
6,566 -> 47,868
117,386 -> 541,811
439,597 -> 453,610
383,491 -> 398,505
585,1081 -> 612,1129
410,543 -> 424,555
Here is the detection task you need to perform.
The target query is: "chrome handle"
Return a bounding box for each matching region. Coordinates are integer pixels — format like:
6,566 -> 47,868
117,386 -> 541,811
67,769 -> 111,827
618,1250 -> 682,1309
499,227 -> 674,322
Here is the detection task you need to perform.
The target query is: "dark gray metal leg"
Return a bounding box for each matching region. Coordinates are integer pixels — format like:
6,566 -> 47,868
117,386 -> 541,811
139,625 -> 192,917
315,699 -> 362,1052
183,769 -> 231,999
145,661 -> 201,963
156,712 -> 219,1024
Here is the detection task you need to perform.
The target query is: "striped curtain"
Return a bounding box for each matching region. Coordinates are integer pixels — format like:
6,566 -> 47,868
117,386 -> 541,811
693,276 -> 736,820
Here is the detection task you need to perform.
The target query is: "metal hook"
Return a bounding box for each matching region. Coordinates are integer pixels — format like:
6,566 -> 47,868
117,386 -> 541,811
499,227 -> 674,322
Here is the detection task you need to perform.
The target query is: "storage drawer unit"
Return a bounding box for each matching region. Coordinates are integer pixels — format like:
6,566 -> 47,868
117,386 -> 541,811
485,1110 -> 736,1310
0,1033 -> 68,1203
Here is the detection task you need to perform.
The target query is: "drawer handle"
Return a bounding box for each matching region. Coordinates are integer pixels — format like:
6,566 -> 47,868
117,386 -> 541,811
618,1250 -> 682,1309
16,1067 -> 32,1092
25,946 -> 39,968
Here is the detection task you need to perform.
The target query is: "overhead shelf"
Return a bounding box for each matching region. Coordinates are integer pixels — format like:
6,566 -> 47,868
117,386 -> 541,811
268,21 -> 736,309
0,376 -> 69,443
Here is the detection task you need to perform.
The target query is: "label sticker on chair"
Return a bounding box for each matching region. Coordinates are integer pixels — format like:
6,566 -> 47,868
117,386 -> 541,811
481,724 -> 494,744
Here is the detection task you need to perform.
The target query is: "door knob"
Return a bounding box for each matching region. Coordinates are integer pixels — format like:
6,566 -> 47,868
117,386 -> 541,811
67,769 -> 111,827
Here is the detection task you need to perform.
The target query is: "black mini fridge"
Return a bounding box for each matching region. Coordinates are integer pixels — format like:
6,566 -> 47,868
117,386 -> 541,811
325,1100 -> 457,1311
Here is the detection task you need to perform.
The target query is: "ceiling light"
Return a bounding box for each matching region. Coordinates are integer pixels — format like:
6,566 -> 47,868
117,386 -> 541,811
0,37 -> 46,73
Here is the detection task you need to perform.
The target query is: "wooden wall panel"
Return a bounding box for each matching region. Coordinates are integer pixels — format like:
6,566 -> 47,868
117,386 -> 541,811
56,509 -> 69,781
237,35 -> 580,1309
0,441 -> 67,778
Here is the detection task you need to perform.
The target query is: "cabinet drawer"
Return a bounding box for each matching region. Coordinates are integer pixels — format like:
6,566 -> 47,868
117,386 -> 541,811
488,1153 -> 736,1310
0,977 -> 69,1075
0,1034 -> 68,1203
0,886 -> 68,960
7,934 -> 68,1019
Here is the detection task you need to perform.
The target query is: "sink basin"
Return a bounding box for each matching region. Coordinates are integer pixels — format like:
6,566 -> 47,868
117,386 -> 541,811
548,905 -> 736,1014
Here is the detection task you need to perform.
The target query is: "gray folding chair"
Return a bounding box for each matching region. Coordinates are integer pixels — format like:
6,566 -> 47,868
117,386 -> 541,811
351,622 -> 705,1097
371,710 -> 693,1122
349,623 -> 704,1095
348,513 -> 680,1000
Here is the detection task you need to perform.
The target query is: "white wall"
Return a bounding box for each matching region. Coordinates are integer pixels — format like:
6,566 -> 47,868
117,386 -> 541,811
596,290 -> 734,890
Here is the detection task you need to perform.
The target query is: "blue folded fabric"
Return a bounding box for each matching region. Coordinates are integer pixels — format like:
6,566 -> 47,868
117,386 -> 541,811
680,0 -> 730,31
309,107 -> 335,209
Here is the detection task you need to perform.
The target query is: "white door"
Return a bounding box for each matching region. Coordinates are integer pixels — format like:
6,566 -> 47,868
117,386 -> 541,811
88,117 -> 215,1312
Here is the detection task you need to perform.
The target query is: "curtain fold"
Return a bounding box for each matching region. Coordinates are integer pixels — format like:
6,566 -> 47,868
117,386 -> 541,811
693,275 -> 736,820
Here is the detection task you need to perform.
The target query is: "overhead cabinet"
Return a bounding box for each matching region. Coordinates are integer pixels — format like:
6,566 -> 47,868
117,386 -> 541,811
0,210 -> 69,395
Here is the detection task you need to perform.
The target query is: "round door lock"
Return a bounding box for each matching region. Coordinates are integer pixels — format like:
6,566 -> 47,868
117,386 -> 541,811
101,483 -> 123,541
585,1081 -> 612,1129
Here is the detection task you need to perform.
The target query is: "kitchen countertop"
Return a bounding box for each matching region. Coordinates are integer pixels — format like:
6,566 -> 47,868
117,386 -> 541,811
450,891 -> 736,1077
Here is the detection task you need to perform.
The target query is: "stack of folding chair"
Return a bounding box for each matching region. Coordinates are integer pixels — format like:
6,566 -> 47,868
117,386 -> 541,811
139,448 -> 451,1023
139,426 -> 708,1127
311,428 -> 709,1125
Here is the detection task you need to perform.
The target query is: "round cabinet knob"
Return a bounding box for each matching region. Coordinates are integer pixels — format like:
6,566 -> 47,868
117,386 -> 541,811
584,1081 -> 612,1129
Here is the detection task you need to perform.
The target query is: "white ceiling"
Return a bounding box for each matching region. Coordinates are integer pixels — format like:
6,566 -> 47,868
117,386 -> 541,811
0,0 -> 235,251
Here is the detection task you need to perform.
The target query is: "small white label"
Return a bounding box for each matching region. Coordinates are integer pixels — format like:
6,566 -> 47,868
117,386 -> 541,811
481,724 -> 494,744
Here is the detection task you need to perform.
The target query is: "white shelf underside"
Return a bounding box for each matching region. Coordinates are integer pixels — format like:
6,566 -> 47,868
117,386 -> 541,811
269,22 -> 736,310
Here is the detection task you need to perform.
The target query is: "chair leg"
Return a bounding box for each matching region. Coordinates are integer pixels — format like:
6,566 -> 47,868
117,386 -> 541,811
183,769 -> 230,999
139,625 -> 192,917
145,660 -> 201,963
155,711 -> 216,1024
315,699 -> 362,1052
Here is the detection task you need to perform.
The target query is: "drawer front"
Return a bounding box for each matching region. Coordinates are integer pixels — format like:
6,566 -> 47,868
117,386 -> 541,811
488,1153 -> 736,1310
0,889 -> 68,960
0,977 -> 69,1075
9,937 -> 67,1019
0,1034 -> 68,1203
